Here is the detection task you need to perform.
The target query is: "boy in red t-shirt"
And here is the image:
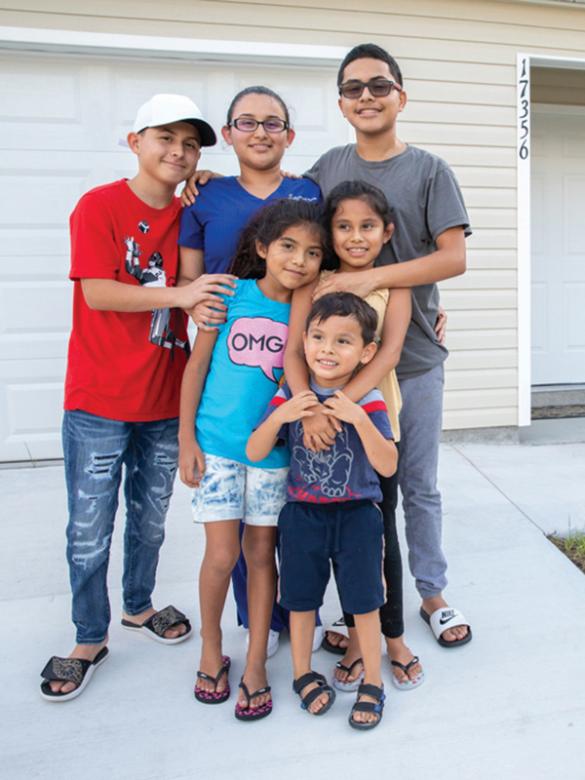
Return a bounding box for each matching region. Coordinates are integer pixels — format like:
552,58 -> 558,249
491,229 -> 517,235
40,94 -> 236,702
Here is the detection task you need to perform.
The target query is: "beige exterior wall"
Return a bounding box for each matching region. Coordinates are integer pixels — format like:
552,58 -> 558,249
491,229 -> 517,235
3,0 -> 585,429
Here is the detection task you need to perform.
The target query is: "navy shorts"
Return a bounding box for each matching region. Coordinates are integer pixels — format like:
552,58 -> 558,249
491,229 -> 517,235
278,500 -> 385,615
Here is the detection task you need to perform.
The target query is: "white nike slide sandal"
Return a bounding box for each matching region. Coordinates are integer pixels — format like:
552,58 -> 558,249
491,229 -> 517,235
420,606 -> 472,648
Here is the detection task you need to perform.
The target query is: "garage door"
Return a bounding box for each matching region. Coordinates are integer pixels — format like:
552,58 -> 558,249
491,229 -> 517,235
0,50 -> 348,462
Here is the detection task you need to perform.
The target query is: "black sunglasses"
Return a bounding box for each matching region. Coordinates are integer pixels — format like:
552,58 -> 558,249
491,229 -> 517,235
339,78 -> 402,100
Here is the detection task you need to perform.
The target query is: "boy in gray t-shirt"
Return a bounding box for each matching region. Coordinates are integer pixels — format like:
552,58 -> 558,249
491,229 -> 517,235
304,43 -> 472,654
306,143 -> 470,379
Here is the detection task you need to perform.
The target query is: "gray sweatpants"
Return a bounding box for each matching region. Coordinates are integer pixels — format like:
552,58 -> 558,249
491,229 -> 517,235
397,363 -> 447,598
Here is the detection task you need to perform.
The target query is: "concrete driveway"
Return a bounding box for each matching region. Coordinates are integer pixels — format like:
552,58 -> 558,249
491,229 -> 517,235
1,440 -> 584,780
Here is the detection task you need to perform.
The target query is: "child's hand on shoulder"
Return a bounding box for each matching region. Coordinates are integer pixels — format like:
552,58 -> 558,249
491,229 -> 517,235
180,169 -> 223,206
188,297 -> 228,331
313,271 -> 376,302
179,437 -> 205,488
323,391 -> 366,427
274,390 -> 319,424
177,273 -> 237,313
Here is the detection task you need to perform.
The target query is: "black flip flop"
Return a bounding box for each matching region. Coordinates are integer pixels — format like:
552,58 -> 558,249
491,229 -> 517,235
194,655 -> 231,704
390,655 -> 425,690
321,618 -> 349,656
333,657 -> 364,692
234,679 -> 273,721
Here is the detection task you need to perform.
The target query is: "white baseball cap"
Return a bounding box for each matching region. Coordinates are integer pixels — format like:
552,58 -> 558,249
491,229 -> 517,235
132,93 -> 216,146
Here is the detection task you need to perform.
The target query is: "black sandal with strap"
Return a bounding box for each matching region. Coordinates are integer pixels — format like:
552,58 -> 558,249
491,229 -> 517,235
349,682 -> 385,731
40,647 -> 109,702
194,655 -> 231,704
293,671 -> 336,716
121,605 -> 192,644
234,678 -> 273,721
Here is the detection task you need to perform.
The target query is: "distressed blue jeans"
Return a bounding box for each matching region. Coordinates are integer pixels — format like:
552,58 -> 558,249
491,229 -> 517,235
62,410 -> 179,644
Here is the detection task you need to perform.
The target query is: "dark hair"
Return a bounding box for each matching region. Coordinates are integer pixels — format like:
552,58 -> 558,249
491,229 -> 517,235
226,86 -> 291,126
323,180 -> 394,270
230,198 -> 329,279
337,43 -> 403,88
325,180 -> 394,228
306,292 -> 378,345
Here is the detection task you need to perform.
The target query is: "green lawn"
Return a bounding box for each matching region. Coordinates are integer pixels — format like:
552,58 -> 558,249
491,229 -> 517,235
549,532 -> 585,575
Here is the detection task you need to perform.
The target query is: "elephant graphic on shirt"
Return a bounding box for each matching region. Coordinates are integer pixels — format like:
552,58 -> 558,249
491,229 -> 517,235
292,425 -> 353,498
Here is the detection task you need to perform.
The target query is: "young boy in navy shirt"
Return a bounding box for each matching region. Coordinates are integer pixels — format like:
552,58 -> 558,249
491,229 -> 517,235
247,292 -> 397,730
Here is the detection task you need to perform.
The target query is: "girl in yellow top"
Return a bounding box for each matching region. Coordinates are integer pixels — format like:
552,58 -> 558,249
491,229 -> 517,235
284,180 -> 424,691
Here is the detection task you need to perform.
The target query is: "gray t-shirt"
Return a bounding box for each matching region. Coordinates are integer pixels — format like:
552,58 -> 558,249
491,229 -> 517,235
305,144 -> 471,379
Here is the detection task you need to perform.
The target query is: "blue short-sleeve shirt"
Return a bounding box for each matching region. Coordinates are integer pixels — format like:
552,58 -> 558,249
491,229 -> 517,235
196,279 -> 291,469
178,176 -> 321,273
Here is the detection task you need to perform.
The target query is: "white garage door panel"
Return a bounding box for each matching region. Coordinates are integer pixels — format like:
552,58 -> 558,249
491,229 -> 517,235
0,282 -> 70,356
1,169 -> 92,224
2,54 -> 344,170
4,62 -> 79,121
1,334 -> 68,362
567,283 -> 585,349
2,60 -> 99,152
0,358 -> 65,461
1,227 -> 69,265
112,65 -> 208,129
531,282 -> 547,355
0,51 -> 349,462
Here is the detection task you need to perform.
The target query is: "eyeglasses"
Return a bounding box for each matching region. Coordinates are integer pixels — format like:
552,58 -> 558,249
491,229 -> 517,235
338,78 -> 402,100
228,116 -> 289,133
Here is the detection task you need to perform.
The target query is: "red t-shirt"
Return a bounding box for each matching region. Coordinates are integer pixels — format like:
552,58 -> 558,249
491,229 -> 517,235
64,179 -> 188,421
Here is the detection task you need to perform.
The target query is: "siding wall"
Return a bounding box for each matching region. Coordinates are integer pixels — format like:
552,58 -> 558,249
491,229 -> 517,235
3,0 -> 585,429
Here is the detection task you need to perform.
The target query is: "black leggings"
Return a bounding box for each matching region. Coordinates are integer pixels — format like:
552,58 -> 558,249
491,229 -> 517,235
342,467 -> 404,639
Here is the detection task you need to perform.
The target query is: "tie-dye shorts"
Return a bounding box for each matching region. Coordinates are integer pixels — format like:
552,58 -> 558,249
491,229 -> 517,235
191,452 -> 288,527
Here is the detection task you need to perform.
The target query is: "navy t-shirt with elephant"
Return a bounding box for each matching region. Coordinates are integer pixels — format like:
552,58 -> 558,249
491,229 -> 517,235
261,380 -> 393,503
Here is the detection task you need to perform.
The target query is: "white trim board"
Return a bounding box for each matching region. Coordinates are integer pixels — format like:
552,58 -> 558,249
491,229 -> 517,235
517,53 -> 531,427
517,52 -> 585,426
0,26 -> 347,66
530,54 -> 585,70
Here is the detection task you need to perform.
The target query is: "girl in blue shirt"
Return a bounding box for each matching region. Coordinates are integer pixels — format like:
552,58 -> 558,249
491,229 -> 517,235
179,85 -> 320,322
179,198 -> 327,721
179,86 -> 322,655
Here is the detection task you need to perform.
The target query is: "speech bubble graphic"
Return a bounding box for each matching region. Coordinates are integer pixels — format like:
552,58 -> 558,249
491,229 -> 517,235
227,317 -> 288,382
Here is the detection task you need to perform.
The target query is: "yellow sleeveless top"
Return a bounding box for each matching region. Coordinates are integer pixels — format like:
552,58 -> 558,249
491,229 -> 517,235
319,272 -> 402,441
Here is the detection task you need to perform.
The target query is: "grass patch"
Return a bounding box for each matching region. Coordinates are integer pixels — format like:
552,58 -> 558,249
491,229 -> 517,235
548,532 -> 585,575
